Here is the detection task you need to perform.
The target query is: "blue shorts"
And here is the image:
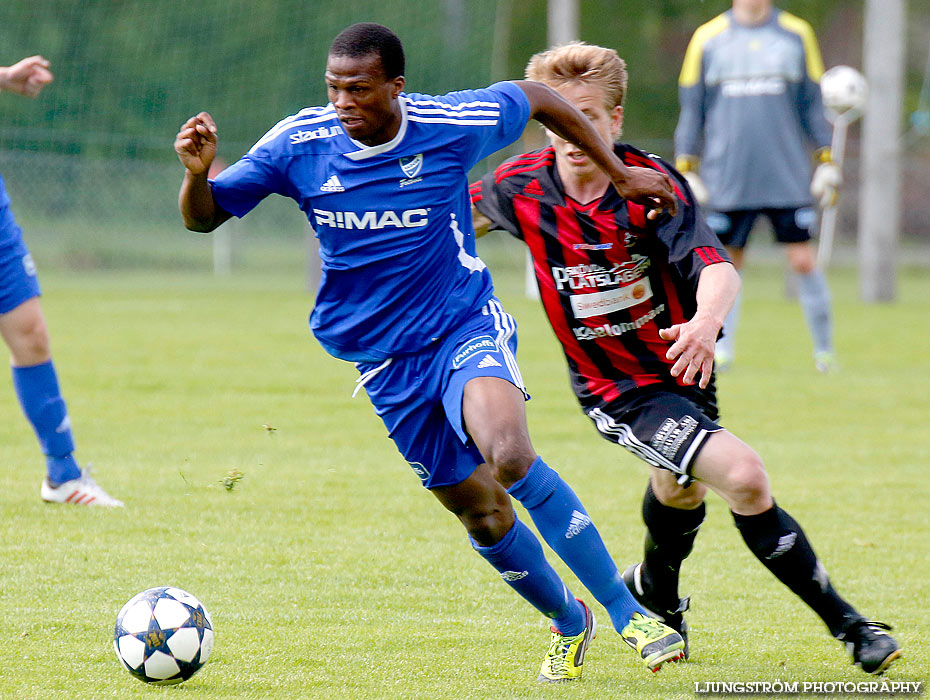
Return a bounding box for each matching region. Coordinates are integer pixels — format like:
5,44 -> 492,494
0,238 -> 41,315
355,297 -> 526,489
0,176 -> 41,313
706,207 -> 816,249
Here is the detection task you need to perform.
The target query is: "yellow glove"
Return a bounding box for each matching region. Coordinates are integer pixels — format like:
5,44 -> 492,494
811,147 -> 841,208
811,162 -> 842,208
675,155 -> 709,206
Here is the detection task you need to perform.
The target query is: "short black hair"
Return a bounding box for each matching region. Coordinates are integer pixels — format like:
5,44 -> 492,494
329,23 -> 405,80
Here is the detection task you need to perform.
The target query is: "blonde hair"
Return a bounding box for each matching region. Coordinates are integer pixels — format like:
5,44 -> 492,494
525,41 -> 628,110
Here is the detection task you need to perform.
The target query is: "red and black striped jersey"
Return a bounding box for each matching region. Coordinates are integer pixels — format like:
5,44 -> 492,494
471,143 -> 730,407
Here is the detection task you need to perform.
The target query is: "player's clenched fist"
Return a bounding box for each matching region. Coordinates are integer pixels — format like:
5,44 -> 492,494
613,166 -> 678,217
0,55 -> 53,98
175,112 -> 218,175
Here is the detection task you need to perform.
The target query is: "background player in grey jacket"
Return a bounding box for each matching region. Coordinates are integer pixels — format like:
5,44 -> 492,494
674,0 -> 841,373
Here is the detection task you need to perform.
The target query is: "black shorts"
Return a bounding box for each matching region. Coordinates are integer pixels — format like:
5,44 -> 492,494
705,207 -> 816,250
585,387 -> 722,484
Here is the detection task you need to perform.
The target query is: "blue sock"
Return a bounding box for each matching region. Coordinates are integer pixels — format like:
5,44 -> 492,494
471,517 -> 585,636
508,457 -> 646,631
12,361 -> 80,483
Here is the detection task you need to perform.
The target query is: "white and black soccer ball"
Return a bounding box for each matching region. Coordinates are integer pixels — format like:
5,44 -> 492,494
113,586 -> 214,685
821,65 -> 868,115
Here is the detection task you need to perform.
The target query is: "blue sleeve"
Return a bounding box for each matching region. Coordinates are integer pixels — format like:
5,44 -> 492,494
0,173 -> 10,209
209,153 -> 281,219
450,81 -> 530,169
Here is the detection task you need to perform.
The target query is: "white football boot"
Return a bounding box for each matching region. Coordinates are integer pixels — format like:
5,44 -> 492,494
41,469 -> 124,507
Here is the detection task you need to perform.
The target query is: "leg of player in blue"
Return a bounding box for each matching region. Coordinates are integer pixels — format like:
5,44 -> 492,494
2,295 -> 123,507
370,300 -> 683,678
464,376 -> 684,672
360,322 -> 599,682
470,515 -> 584,634
12,360 -> 79,482
430,463 -> 596,682
507,456 -> 644,628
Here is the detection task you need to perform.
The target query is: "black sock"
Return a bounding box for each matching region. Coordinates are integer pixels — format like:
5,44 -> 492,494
733,504 -> 858,637
640,482 -> 705,608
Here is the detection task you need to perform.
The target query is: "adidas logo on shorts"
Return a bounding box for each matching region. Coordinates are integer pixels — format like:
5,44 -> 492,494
476,354 -> 502,369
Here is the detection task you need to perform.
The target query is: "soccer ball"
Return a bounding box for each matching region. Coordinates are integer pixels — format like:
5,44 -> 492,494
820,65 -> 868,115
113,586 -> 214,685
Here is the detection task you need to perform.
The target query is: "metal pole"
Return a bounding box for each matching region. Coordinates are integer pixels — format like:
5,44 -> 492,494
548,0 -> 579,44
213,226 -> 232,276
490,0 -> 512,83
526,0 -> 579,298
817,113 -> 853,269
858,0 -> 905,302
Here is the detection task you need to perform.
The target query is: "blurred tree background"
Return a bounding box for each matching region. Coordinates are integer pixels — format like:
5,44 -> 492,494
0,0 -> 927,270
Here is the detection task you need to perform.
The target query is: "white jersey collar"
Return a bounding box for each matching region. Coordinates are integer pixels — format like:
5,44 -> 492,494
342,96 -> 409,161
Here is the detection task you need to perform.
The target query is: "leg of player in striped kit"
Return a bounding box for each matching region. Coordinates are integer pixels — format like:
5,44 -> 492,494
625,422 -> 900,675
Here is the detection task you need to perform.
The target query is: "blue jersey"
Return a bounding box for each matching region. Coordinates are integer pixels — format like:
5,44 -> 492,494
211,82 -> 530,361
0,173 -> 24,250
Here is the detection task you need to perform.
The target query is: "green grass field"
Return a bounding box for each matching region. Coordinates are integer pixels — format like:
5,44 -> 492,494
0,255 -> 927,699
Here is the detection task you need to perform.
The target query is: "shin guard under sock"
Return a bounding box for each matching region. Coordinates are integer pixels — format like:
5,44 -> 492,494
641,483 -> 705,607
733,504 -> 858,636
471,517 -> 585,635
12,361 -> 80,483
508,457 -> 646,630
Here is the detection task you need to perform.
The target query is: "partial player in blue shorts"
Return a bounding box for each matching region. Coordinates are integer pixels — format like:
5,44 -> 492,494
175,23 -> 684,680
0,56 -> 122,506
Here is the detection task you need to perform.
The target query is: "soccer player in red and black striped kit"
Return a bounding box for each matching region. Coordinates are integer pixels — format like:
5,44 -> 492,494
471,42 -> 899,675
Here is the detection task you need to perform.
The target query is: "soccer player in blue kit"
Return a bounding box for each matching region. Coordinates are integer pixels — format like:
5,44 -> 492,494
1,55 -> 122,507
175,23 -> 686,681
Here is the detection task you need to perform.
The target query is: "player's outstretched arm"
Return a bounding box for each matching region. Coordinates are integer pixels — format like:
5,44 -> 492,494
514,80 -> 677,215
660,262 -> 740,388
175,112 -> 231,232
0,55 -> 53,98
